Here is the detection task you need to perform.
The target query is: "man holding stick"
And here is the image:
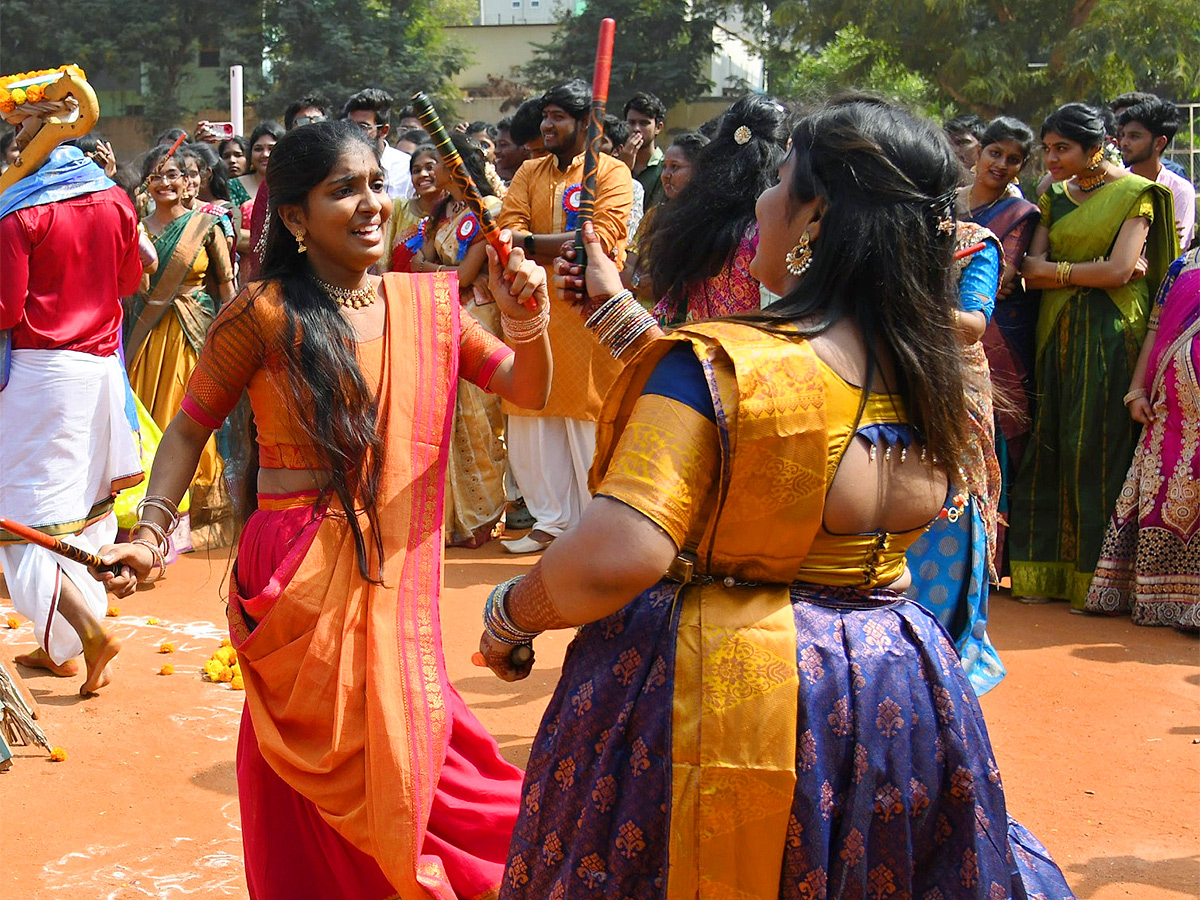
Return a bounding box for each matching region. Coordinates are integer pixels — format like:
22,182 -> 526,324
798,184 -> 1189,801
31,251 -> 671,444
0,72 -> 144,694
498,79 -> 633,553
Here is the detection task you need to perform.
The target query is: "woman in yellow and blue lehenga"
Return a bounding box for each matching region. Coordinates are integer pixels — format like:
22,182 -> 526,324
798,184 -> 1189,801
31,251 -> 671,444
477,98 -> 1075,900
904,221 -> 1007,694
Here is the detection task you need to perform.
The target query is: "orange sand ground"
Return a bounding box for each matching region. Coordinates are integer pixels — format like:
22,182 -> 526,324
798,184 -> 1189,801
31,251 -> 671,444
2,545 -> 1197,899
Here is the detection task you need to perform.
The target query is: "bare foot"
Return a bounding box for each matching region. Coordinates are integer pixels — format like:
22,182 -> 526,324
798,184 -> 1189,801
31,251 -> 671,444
80,631 -> 121,695
14,648 -> 80,677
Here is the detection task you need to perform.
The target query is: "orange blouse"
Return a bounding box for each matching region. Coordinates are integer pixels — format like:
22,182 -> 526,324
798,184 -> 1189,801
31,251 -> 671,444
181,275 -> 512,469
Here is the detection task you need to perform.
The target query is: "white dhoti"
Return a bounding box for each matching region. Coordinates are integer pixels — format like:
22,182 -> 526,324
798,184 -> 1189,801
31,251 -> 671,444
506,416 -> 596,537
0,349 -> 143,664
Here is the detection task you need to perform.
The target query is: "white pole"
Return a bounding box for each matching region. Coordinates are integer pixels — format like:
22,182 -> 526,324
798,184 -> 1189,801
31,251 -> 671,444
230,65 -> 244,136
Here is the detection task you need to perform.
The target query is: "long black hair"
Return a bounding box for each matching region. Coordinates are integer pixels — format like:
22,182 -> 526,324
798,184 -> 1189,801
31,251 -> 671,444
748,96 -> 970,470
257,120 -> 386,581
648,94 -> 787,317
428,132 -> 496,232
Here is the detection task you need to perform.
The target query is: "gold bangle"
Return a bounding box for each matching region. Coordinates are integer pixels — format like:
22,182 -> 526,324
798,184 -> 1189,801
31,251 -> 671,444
1123,388 -> 1147,406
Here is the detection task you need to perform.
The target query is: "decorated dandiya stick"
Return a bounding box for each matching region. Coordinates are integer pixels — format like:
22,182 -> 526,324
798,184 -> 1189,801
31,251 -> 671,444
953,241 -> 987,261
411,92 -> 509,266
0,518 -> 121,575
572,17 -> 617,280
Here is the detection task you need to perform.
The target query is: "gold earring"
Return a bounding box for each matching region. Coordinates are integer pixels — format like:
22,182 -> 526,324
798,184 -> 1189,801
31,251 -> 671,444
295,229 -> 307,253
785,232 -> 812,277
1085,147 -> 1103,170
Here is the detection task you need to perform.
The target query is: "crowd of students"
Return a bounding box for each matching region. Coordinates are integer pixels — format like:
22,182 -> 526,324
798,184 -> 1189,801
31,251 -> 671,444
3,65 -> 1197,899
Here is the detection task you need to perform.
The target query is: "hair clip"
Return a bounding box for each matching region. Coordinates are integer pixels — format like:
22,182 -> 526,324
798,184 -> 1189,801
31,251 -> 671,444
734,125 -> 752,145
936,214 -> 955,234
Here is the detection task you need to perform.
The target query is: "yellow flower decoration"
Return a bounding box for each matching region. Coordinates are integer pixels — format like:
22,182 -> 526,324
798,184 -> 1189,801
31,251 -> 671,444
25,83 -> 43,103
203,659 -> 223,680
231,675 -> 245,691
5,616 -> 20,629
220,637 -> 233,648
0,88 -> 10,104
159,642 -> 175,654
160,663 -> 175,675
218,666 -> 234,683
147,617 -> 160,625
49,747 -> 68,762
106,606 -> 120,617
10,88 -> 25,105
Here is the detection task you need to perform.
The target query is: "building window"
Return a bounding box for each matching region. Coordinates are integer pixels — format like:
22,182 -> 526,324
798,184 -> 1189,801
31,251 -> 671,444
531,0 -> 540,6
511,0 -> 521,7
199,46 -> 221,68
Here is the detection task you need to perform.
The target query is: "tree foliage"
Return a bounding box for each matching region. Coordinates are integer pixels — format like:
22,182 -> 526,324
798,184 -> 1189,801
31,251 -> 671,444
524,0 -> 718,110
0,0 -> 473,133
738,0 -> 1200,121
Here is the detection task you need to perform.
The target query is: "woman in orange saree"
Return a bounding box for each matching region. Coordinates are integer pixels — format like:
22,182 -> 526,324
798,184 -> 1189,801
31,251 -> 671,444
95,121 -> 552,900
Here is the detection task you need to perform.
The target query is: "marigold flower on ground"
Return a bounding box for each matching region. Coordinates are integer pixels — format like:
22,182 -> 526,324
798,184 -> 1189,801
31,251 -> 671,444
230,675 -> 245,691
6,616 -> 20,629
160,664 -> 175,675
218,666 -> 234,683
220,638 -> 232,648
203,659 -> 223,680
147,617 -> 160,625
48,747 -> 67,762
106,606 -> 119,617
159,642 -> 174,654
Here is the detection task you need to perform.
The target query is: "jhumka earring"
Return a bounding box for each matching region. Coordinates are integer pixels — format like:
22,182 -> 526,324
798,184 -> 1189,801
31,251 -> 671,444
785,231 -> 813,277
1077,146 -> 1107,192
295,229 -> 307,253
1085,146 -> 1104,170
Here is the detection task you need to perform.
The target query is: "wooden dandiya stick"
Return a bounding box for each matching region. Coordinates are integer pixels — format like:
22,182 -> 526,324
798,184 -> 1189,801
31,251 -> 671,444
953,241 -> 987,261
0,518 -> 121,575
573,17 -> 617,280
411,92 -> 509,267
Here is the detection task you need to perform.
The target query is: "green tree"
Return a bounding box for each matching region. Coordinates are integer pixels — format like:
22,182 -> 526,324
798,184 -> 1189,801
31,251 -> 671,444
0,0 -> 473,133
233,0 -> 474,117
524,0 -> 718,110
735,0 -> 1200,121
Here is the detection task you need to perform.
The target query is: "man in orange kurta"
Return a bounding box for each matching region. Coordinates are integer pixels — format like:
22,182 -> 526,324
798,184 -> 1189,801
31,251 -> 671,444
498,80 -> 634,553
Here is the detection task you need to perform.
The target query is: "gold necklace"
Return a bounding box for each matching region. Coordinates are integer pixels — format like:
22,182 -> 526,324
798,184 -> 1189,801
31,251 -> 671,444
314,276 -> 376,309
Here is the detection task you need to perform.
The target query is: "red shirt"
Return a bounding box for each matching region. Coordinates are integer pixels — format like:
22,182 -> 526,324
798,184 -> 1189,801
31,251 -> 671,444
0,185 -> 143,357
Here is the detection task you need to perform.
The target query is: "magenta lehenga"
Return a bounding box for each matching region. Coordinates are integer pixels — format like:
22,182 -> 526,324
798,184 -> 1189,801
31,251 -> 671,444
1086,248 -> 1200,628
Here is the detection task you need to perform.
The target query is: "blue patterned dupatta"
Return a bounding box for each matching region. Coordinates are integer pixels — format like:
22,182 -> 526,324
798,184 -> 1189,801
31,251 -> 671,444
499,324 -> 1076,900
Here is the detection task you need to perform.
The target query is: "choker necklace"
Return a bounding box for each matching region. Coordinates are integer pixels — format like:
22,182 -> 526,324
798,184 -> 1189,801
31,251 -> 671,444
314,276 -> 376,309
1075,170 -> 1106,193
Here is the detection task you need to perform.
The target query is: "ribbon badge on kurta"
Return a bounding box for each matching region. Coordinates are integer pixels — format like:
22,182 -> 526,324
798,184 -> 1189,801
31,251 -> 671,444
455,213 -> 480,262
563,183 -> 582,231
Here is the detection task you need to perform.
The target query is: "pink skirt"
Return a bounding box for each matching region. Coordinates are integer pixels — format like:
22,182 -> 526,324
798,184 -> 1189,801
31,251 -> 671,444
236,495 -> 524,900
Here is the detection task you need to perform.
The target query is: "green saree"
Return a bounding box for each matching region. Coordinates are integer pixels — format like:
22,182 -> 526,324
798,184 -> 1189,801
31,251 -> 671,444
1010,175 -> 1179,606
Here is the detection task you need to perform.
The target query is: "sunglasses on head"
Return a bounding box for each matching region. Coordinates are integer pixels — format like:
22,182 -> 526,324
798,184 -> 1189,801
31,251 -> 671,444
293,114 -> 327,127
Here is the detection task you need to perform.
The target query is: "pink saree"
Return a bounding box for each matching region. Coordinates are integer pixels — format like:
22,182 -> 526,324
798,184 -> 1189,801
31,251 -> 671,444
225,273 -> 523,899
1086,248 -> 1200,628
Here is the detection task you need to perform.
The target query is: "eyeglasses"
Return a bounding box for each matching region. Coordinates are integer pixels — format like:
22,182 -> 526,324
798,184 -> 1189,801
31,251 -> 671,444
149,170 -> 184,182
292,114 -> 326,127
353,121 -> 379,135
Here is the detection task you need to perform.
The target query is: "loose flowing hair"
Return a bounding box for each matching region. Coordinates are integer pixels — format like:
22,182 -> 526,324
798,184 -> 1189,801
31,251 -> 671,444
746,96 -> 970,470
647,94 -> 788,317
254,120 -> 386,581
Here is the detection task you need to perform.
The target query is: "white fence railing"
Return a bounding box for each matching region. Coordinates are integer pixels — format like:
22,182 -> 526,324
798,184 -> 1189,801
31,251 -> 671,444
1166,101 -> 1199,187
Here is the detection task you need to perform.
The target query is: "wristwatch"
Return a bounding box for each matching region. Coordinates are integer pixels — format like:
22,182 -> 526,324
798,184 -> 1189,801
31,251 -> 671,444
523,234 -> 536,256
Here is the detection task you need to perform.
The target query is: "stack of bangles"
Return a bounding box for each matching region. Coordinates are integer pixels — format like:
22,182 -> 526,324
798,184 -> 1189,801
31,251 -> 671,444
584,289 -> 657,359
131,494 -> 180,581
483,576 -> 541,646
1123,387 -> 1148,406
1054,260 -> 1074,285
500,304 -> 550,343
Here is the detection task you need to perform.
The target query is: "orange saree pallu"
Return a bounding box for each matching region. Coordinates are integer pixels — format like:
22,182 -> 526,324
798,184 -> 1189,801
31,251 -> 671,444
226,274 -> 522,900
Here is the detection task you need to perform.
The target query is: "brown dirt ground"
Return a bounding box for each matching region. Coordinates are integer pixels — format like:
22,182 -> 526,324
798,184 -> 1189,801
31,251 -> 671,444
2,546 -> 1197,899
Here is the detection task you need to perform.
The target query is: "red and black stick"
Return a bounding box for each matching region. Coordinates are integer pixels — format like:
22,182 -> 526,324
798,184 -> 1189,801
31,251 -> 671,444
573,17 -> 617,281
0,517 -> 121,575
